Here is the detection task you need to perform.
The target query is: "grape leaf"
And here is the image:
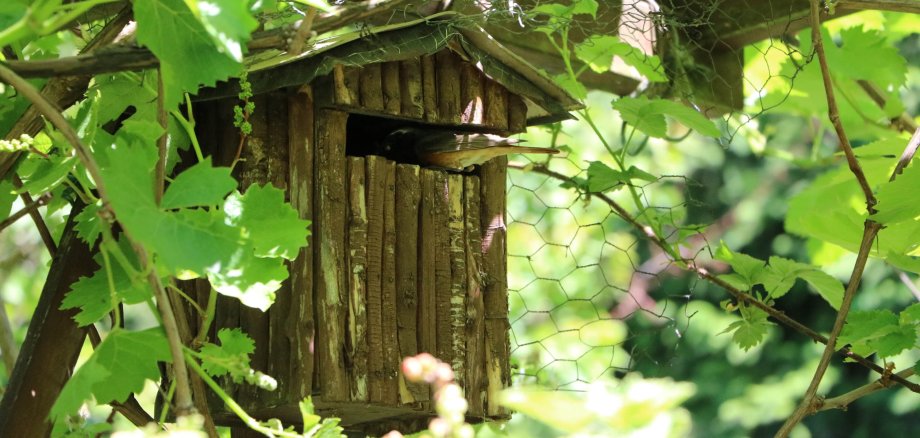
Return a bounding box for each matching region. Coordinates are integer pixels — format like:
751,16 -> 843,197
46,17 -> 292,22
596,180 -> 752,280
574,35 -> 666,82
199,328 -> 255,377
60,240 -> 149,326
74,202 -> 102,246
161,157 -> 236,209
612,96 -> 720,138
714,244 -> 766,286
586,161 -> 656,192
532,0 -> 598,20
836,310 -> 909,357
719,307 -> 771,352
0,179 -> 15,221
552,73 -> 587,101
872,158 -> 920,224
873,325 -> 916,358
798,269 -> 843,310
51,328 -> 171,420
901,303 -> 920,324
134,0 -> 241,108
187,0 -> 258,61
224,184 -> 311,260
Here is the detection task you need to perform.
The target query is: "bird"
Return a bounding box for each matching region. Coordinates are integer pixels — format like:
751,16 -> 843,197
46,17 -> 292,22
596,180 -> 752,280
377,127 -> 559,171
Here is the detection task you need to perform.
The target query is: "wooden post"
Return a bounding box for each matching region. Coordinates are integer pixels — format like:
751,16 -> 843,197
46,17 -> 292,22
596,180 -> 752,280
400,59 -> 424,119
346,157 -> 369,402
381,160 -> 400,405
437,50 -> 462,125
421,54 -> 439,123
333,64 -> 359,106
480,157 -> 509,417
433,172 -> 452,365
382,62 -> 401,115
508,94 -> 528,134
360,63 -> 385,112
460,63 -> 484,125
287,86 -> 315,400
394,164 -> 425,404
463,175 -> 485,417
365,155 -> 387,403
447,174 -> 467,388
484,79 -> 509,132
417,170 -> 439,358
314,109 -> 349,401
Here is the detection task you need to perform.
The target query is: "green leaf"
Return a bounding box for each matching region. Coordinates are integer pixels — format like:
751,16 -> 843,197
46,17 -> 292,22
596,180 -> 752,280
900,303 -> 920,324
225,184 -> 311,259
0,179 -> 16,221
74,202 -> 102,246
161,158 -> 236,209
798,269 -> 843,310
872,158 -> 920,224
612,96 -> 720,138
188,0 -> 259,61
60,240 -> 149,326
714,244 -> 766,285
574,35 -> 666,82
758,256 -> 804,299
51,328 -> 171,420
873,325 -> 916,358
134,0 -> 241,108
199,328 -> 255,377
551,73 -> 587,100
719,307 -> 771,351
837,310 -> 911,357
532,0 -> 598,19
586,162 -> 657,193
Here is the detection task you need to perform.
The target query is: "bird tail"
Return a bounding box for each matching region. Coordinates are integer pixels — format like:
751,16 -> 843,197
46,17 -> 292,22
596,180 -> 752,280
482,146 -> 560,155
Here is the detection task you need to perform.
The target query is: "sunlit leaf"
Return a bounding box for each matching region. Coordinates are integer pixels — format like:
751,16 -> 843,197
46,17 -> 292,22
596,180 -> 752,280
612,96 -> 720,138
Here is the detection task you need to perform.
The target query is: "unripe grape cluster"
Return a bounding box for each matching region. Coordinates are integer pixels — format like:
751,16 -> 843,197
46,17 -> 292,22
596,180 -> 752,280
385,353 -> 474,438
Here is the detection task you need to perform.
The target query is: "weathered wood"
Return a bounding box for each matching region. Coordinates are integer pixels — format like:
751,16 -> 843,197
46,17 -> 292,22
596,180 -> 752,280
266,93 -> 291,405
382,62 -> 401,115
381,160 -> 400,405
463,176 -> 485,417
360,63 -> 385,112
0,210 -> 92,437
394,164 -> 425,404
436,50 -> 462,124
483,79 -> 509,131
333,64 -> 359,105
433,171 -> 452,365
346,157 -> 369,402
417,170 -> 439,358
508,94 -> 528,134
314,109 -> 350,401
365,155 -> 387,403
399,59 -> 424,119
447,174 -> 467,388
480,157 -> 509,417
287,85 -> 315,400
421,54 -> 439,122
460,63 -> 484,125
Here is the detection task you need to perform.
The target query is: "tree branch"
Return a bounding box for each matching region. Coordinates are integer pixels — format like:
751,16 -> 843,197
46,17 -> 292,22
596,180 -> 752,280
819,367 -> 916,412
0,191 -> 50,234
0,63 -> 196,416
11,176 -> 57,255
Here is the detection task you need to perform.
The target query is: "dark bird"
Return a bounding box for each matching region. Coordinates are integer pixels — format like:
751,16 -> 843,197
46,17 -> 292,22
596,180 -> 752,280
378,127 -> 559,171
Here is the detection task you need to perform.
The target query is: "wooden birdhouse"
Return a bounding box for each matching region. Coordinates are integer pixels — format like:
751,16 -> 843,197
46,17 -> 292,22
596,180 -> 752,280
184,14 -> 579,433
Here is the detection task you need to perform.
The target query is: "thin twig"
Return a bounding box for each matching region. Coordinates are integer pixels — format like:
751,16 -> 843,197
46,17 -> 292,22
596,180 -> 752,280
808,0 -> 877,212
11,175 -> 56,255
897,271 -> 920,301
889,128 -> 920,181
0,64 -> 196,416
507,161 -> 920,394
857,80 -> 918,133
0,191 -> 50,234
819,368 -> 915,412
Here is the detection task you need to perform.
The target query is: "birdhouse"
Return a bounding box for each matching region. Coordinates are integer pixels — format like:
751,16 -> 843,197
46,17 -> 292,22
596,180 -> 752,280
184,14 -> 580,434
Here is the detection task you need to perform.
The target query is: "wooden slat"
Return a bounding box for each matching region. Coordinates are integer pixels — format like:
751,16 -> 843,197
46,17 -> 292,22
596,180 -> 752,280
508,94 -> 528,134
463,175 -> 485,417
382,62 -> 401,115
346,157 -> 369,402
417,169 -> 439,358
399,59 -> 424,119
381,160 -> 400,405
421,54 -> 439,122
314,109 -> 349,401
480,157 -> 509,417
287,86 -> 315,400
433,171 -> 452,365
437,50 -> 462,125
460,63 -> 484,125
483,79 -> 509,131
266,92 -> 290,405
394,164 -> 425,404
333,64 -> 359,105
360,63 -> 385,112
447,174 -> 467,388
365,155 -> 387,403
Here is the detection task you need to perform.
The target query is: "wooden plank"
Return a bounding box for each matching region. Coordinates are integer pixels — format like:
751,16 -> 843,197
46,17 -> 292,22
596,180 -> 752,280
436,50 -> 462,125
447,174 -> 467,389
399,59 -> 424,119
382,62 -> 401,115
287,85 -> 315,400
346,157 -> 369,402
483,79 -> 509,131
266,92 -> 290,405
421,54 -> 439,122
417,170 -> 438,358
365,155 -> 387,403
360,63 -> 385,112
314,109 -> 349,401
460,63 -> 484,125
333,64 -> 359,105
480,157 -> 509,417
381,160 -> 400,405
433,171 -> 452,365
508,94 -> 528,134
463,176 -> 485,417
394,164 -> 426,404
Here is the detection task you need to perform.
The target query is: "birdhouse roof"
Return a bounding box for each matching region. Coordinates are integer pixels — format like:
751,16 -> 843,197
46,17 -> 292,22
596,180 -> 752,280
200,12 -> 582,125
